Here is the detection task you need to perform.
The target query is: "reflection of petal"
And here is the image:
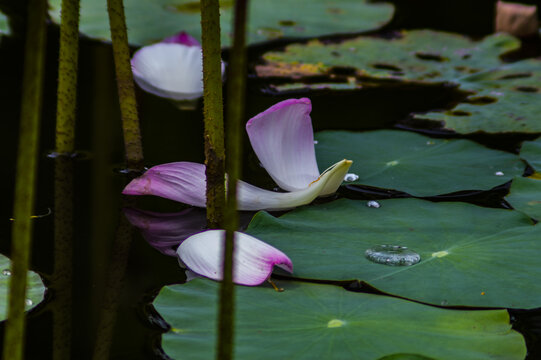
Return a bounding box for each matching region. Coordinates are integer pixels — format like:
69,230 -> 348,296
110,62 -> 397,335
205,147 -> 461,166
177,230 -> 293,286
123,207 -> 206,256
162,31 -> 200,46
122,160 -> 352,211
131,43 -> 204,100
246,98 -> 320,191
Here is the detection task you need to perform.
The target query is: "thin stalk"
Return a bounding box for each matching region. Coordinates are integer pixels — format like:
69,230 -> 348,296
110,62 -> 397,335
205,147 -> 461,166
2,0 -> 47,358
107,0 -> 144,170
53,0 -> 80,358
91,1 -> 143,358
217,0 -> 249,359
200,0 -> 226,229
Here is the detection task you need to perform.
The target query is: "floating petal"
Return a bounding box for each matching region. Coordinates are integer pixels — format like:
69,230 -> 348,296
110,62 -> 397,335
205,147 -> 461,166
122,160 -> 352,211
131,43 -> 204,100
246,98 -> 320,191
177,230 -> 293,286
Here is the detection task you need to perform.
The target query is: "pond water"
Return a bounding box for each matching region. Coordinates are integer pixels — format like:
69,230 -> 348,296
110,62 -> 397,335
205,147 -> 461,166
1,2 -> 541,359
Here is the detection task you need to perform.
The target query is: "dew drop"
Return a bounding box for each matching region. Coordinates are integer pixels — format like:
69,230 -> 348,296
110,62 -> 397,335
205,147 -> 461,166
494,171 -> 504,176
365,245 -> 420,266
366,200 -> 380,208
25,299 -> 33,306
313,140 -> 318,144
2,269 -> 11,276
327,319 -> 346,328
426,140 -> 435,145
344,173 -> 359,182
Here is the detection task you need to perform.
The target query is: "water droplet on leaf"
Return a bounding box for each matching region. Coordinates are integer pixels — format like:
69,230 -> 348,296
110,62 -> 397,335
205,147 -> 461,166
313,140 -> 318,144
344,173 -> 359,182
327,319 -> 346,328
495,171 -> 504,176
365,245 -> 420,266
25,299 -> 33,306
2,269 -> 11,276
366,200 -> 380,208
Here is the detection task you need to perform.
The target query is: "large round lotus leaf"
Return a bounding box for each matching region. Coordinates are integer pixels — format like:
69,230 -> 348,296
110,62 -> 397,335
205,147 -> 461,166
256,31 -> 518,83
415,59 -> 541,134
154,278 -> 526,360
48,0 -> 394,47
314,130 -> 524,197
505,176 -> 541,221
520,136 -> 541,171
0,254 -> 46,319
246,198 -> 541,308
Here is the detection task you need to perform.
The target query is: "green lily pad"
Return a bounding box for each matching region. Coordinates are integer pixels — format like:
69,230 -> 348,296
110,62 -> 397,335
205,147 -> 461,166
1,254 -> 46,319
520,136 -> 541,171
315,130 -> 524,197
256,31 -> 519,83
48,0 -> 394,47
505,176 -> 541,220
154,278 -> 526,359
415,59 -> 541,134
246,198 -> 541,308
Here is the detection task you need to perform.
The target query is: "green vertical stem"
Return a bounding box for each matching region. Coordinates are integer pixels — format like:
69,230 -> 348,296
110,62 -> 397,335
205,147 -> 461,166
217,0 -> 249,359
201,0 -> 226,229
107,0 -> 144,170
91,0 -> 144,357
53,0 -> 80,358
3,0 -> 47,359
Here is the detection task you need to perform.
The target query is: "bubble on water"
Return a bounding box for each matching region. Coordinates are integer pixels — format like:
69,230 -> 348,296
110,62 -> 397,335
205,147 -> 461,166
2,269 -> 11,276
494,171 -> 504,176
344,173 -> 359,182
365,245 -> 420,266
366,200 -> 381,208
25,299 -> 33,306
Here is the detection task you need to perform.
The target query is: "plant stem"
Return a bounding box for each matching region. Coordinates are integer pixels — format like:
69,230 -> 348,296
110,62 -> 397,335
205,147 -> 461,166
2,0 -> 47,359
53,0 -> 80,358
200,0 -> 226,229
107,0 -> 144,170
217,0 -> 249,359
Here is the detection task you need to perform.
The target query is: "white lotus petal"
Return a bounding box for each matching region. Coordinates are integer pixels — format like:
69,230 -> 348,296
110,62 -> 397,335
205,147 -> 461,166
177,230 -> 293,286
131,43 -> 204,100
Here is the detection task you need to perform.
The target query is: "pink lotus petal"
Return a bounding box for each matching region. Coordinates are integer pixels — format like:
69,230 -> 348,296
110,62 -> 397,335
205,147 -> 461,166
131,43 -> 204,100
177,230 -> 293,286
246,98 -> 320,191
122,162 -> 207,207
123,207 -> 207,256
162,31 -> 200,46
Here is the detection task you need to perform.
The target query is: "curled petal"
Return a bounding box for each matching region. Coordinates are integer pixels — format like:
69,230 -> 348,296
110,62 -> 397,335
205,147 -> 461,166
246,98 -> 320,191
162,31 -> 200,46
177,230 -> 293,286
123,207 -> 206,256
122,162 -> 207,207
131,43 -> 204,100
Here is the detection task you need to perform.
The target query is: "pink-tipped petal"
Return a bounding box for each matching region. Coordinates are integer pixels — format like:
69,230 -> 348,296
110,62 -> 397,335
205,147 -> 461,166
162,31 -> 200,46
131,43 -> 204,100
123,207 -> 207,256
246,98 -> 320,191
177,230 -> 293,286
122,162 -> 207,207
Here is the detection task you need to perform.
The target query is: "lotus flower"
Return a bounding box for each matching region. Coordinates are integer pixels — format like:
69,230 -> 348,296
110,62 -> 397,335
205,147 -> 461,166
130,32 -> 224,101
122,98 -> 352,211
